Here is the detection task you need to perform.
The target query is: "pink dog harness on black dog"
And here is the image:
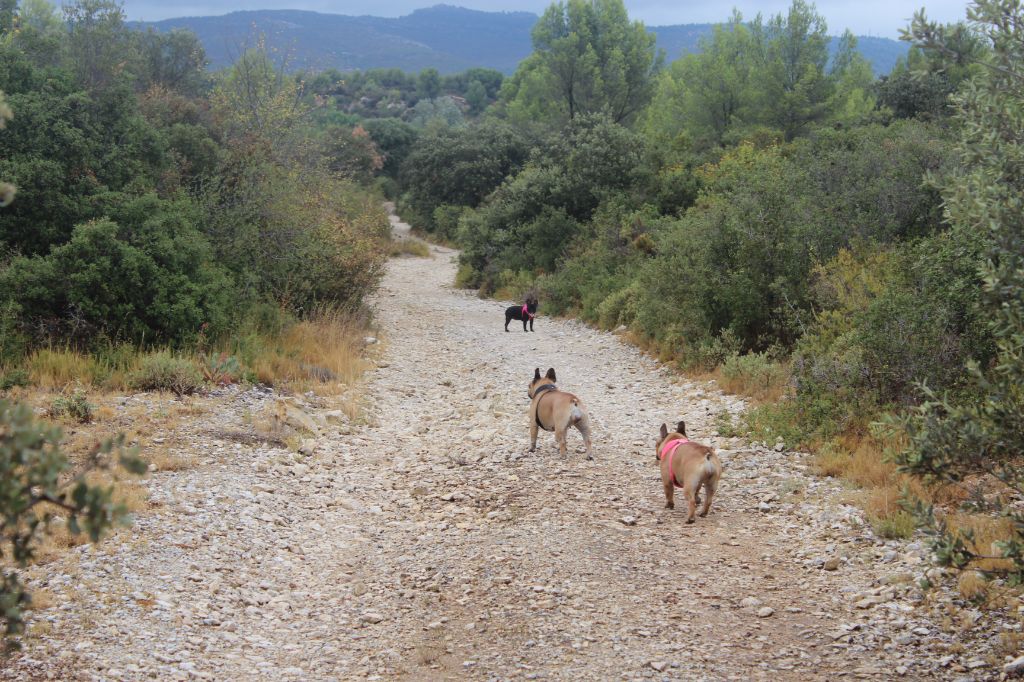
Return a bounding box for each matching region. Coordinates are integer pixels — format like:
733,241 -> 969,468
522,304 -> 535,320
659,438 -> 689,488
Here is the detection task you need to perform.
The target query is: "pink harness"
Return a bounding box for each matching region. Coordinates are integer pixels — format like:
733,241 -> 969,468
659,438 -> 689,488
522,304 -> 535,320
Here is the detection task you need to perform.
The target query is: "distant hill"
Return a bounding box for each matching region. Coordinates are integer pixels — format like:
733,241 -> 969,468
133,5 -> 908,76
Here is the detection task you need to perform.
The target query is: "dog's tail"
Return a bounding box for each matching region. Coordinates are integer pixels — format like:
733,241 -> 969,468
569,399 -> 584,424
702,450 -> 716,477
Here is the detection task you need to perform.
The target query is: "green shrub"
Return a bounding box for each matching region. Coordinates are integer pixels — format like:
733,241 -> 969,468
1,196 -> 234,348
719,351 -> 788,399
130,352 -> 203,396
596,284 -> 641,329
454,263 -> 479,289
201,353 -> 243,387
48,389 -> 93,423
0,400 -> 143,647
681,331 -> 742,372
871,511 -> 916,540
890,1 -> 1024,582
0,369 -> 28,392
432,204 -> 468,243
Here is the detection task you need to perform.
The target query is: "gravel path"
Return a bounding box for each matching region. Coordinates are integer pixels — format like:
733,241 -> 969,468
4,214 -> 1005,681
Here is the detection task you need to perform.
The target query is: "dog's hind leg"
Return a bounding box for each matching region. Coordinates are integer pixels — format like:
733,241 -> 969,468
684,481 -> 699,523
554,424 -> 568,456
505,314 -> 511,332
574,414 -> 594,460
699,478 -> 716,518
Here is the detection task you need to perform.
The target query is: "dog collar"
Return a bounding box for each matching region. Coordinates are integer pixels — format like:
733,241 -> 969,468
532,383 -> 557,398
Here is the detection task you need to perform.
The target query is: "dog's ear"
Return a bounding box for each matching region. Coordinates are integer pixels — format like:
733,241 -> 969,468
545,368 -> 556,381
659,423 -> 668,439
676,420 -> 687,437
533,367 -> 541,380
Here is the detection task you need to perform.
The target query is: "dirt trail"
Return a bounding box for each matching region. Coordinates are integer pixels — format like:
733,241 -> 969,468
4,213 -> 988,680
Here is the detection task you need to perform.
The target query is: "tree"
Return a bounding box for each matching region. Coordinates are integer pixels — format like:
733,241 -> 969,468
828,31 -> 876,124
416,67 -> 441,100
643,12 -> 756,149
362,117 -> 418,177
399,119 -> 530,229
136,29 -> 208,96
875,67 -> 953,120
0,0 -> 16,35
211,43 -> 307,141
503,0 -> 662,125
891,0 -> 1024,581
753,0 -> 833,140
64,0 -> 138,91
465,79 -> 487,114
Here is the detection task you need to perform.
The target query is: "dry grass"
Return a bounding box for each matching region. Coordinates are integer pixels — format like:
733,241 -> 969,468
28,587 -> 57,610
710,358 -> 791,404
388,238 -> 431,258
26,349 -> 116,390
947,513 -> 1017,575
244,308 -> 370,393
958,571 -> 990,601
146,446 -> 196,472
819,432 -> 897,488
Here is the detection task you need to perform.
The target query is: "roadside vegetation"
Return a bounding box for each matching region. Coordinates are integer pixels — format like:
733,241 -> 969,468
389,0 -> 1024,602
0,0 -> 398,643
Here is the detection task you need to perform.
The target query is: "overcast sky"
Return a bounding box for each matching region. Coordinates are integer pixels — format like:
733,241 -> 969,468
121,0 -> 971,38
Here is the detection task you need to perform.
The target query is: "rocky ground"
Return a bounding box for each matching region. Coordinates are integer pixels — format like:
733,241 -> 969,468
3,213 -> 1020,681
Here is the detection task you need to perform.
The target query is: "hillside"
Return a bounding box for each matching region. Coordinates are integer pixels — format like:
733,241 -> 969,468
134,5 -> 908,75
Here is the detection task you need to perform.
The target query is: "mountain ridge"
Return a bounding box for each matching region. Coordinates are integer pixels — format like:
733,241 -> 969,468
132,5 -> 909,76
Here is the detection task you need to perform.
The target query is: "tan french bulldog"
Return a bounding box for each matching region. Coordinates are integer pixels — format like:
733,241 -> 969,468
528,368 -> 593,460
655,421 -> 722,523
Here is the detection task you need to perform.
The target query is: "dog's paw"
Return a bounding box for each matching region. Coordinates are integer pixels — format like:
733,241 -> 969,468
686,518 -> 695,524
698,510 -> 708,517
665,502 -> 674,509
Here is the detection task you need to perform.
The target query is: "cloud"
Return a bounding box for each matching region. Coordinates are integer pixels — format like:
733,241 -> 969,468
121,0 -> 971,38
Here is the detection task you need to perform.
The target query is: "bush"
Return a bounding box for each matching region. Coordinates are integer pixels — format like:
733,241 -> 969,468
400,120 -> 530,231
201,353 -> 243,386
432,204 -> 467,243
0,400 -> 143,647
596,283 -> 641,330
48,389 -> 94,423
1,196 -> 234,348
890,1 -> 1024,582
130,352 -> 203,396
0,369 -> 28,392
719,352 -> 788,401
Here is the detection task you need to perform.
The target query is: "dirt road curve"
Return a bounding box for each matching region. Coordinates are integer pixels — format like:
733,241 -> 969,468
4,214 -> 984,680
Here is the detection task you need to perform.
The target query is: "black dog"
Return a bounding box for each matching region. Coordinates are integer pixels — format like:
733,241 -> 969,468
505,297 -> 538,332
